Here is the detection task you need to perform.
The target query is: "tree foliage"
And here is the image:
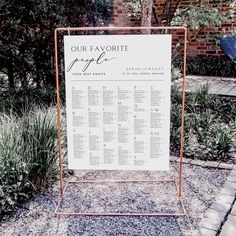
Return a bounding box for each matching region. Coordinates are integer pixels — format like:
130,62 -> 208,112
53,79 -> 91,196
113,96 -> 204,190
0,0 -> 111,92
123,0 -> 229,62
124,0 -> 229,28
171,4 -> 229,51
172,5 -> 229,30
123,0 -> 181,26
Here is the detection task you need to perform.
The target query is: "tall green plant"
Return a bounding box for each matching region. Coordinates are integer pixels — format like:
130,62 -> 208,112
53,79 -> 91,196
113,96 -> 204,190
0,108 -> 59,217
21,109 -> 58,187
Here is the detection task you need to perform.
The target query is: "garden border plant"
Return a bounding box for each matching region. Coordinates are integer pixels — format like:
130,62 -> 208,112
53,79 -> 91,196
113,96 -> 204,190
173,55 -> 236,78
0,107 -> 62,217
171,84 -> 236,161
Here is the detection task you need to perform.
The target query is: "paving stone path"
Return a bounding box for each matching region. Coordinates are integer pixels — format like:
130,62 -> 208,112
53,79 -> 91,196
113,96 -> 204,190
220,209 -> 236,236
219,171 -> 236,236
192,165 -> 236,236
173,75 -> 236,235
173,76 -> 236,97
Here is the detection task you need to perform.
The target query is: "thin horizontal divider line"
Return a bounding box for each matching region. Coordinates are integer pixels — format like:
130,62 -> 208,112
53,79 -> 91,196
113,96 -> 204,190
68,179 -> 176,184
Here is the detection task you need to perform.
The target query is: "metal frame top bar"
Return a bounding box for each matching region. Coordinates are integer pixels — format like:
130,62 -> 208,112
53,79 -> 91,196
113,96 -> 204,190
55,26 -> 187,32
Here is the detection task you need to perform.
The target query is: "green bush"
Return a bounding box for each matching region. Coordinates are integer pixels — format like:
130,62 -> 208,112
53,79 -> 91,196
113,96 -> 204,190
174,55 -> 236,78
185,115 -> 233,160
0,108 -> 58,217
171,85 -> 236,160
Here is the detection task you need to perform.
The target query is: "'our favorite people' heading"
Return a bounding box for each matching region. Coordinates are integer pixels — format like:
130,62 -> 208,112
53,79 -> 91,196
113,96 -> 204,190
70,45 -> 129,52
66,45 -> 128,73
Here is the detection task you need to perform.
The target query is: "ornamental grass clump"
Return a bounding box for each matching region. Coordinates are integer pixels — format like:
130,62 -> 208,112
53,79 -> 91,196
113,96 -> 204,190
0,108 -> 58,217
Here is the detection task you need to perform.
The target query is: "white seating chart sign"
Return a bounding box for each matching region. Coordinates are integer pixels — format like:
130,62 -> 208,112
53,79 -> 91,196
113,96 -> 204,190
64,34 -> 172,170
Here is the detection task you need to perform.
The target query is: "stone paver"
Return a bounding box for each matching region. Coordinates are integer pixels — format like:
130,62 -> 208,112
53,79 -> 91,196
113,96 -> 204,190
220,215 -> 236,236
181,157 -> 191,164
190,159 -> 205,166
216,194 -> 235,205
199,227 -> 217,236
176,157 -> 191,163
210,201 -> 231,214
216,83 -> 236,95
192,230 -> 201,236
169,156 -> 178,162
215,195 -> 235,204
229,169 -> 236,176
205,208 -> 226,220
219,188 -> 236,197
227,175 -> 236,183
218,163 -> 234,170
224,182 -> 236,190
205,161 -> 220,168
199,217 -> 222,231
226,86 -> 236,96
208,81 -> 225,94
231,204 -> 236,216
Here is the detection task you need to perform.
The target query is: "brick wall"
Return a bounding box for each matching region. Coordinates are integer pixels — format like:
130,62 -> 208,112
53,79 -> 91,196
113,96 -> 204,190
112,1 -> 129,26
111,0 -> 236,57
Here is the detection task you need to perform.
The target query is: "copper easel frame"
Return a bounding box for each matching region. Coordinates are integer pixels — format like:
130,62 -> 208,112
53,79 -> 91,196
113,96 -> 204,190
54,26 -> 187,217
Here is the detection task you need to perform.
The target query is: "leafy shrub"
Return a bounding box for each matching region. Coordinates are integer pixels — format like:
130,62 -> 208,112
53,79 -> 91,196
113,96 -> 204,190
174,55 -> 236,78
185,121 -> 233,160
171,85 -> 236,160
0,108 -> 58,217
211,97 -> 236,123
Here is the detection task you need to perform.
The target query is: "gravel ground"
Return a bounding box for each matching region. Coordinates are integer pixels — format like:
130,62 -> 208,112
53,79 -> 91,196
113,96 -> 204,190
0,163 -> 230,236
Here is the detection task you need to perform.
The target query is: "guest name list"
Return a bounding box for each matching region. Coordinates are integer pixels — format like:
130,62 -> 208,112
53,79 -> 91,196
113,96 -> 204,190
64,35 -> 171,170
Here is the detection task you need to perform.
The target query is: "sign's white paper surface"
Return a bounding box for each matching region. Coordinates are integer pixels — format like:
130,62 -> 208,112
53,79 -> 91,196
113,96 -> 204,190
64,35 -> 172,170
